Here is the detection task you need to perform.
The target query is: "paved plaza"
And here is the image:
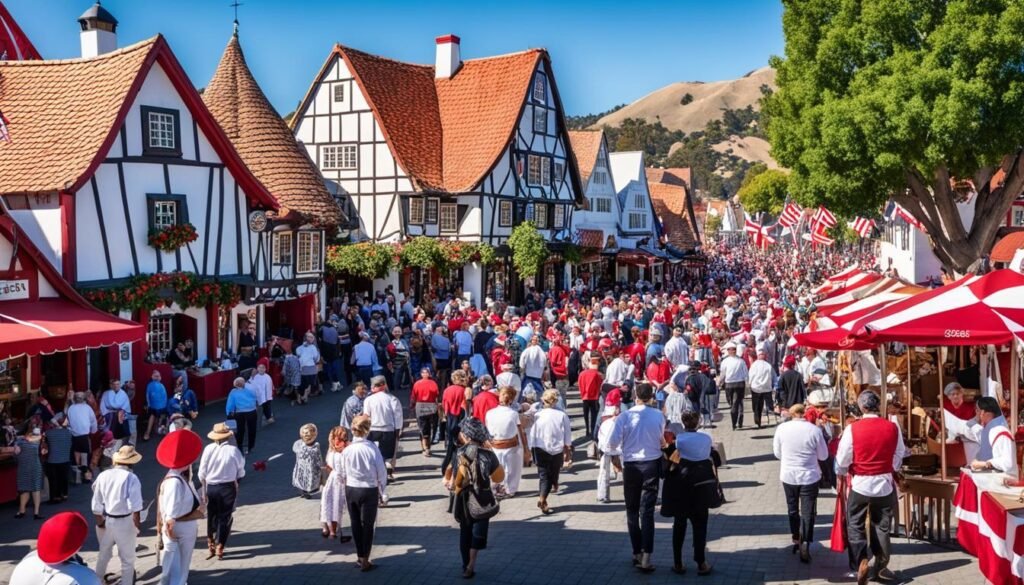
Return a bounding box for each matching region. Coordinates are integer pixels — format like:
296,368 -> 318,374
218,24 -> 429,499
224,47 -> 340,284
0,386 -> 978,584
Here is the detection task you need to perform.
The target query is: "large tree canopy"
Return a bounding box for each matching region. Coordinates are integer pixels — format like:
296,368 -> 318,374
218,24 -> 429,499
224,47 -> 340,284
737,167 -> 789,215
764,0 -> 1024,272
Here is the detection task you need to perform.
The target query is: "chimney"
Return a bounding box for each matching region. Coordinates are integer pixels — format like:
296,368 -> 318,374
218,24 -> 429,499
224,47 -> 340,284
78,2 -> 118,58
435,34 -> 461,79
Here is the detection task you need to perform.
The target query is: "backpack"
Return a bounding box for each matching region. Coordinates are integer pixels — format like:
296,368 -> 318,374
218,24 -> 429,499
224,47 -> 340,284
459,448 -> 499,521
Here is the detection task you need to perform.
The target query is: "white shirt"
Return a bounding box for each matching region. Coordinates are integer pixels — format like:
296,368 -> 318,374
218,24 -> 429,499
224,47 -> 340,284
495,372 -> 522,393
67,403 -> 97,437
197,442 -> 246,486
800,355 -> 827,384
91,466 -> 143,516
295,343 -> 321,368
529,408 -> 572,455
747,359 -> 775,393
486,405 -> 521,441
159,470 -> 200,523
10,552 -> 101,585
835,415 -> 907,497
341,437 -> 388,490
99,389 -> 131,416
664,336 -> 690,368
249,372 -> 274,405
719,355 -> 748,384
519,345 -> 548,379
597,416 -> 622,456
363,391 -> 404,432
608,404 -> 666,463
982,422 -> 1018,477
605,358 -> 632,386
773,419 -> 828,486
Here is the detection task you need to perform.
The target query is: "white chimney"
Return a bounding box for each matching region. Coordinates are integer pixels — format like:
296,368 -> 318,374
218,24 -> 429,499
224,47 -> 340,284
435,34 -> 461,79
78,2 -> 118,58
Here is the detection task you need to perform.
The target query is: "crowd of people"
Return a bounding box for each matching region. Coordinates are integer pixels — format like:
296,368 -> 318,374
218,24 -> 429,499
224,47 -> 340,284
9,241 -> 924,585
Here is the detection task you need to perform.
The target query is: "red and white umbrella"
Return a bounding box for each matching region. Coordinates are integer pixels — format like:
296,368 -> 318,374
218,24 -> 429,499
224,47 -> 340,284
815,274 -> 893,316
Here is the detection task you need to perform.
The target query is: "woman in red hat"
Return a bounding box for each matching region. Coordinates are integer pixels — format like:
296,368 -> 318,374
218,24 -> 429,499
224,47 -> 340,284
156,430 -> 204,585
9,511 -> 101,584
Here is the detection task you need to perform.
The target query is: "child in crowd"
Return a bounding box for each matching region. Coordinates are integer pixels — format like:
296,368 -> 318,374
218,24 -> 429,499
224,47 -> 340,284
292,423 -> 323,499
320,426 -> 352,542
596,400 -> 622,503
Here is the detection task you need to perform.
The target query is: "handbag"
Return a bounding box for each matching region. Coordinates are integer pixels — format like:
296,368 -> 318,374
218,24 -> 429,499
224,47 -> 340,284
464,453 -> 500,521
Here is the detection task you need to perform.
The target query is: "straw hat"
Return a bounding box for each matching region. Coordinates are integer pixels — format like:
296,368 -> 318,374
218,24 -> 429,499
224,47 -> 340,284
37,512 -> 88,564
112,444 -> 142,466
208,422 -> 233,441
300,423 -> 318,444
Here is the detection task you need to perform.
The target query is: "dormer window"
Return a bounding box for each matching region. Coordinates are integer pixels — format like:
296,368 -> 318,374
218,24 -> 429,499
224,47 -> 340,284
533,74 -> 546,103
141,106 -> 181,157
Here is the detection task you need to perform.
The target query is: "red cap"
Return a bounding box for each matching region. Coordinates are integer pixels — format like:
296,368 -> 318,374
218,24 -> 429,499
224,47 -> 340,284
784,355 -> 797,368
605,388 -> 622,406
157,429 -> 203,469
37,512 -> 88,564
257,357 -> 270,369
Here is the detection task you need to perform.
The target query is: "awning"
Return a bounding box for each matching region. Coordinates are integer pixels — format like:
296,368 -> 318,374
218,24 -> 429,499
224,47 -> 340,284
991,231 -> 1024,263
0,299 -> 144,359
575,229 -> 605,249
616,249 -> 656,267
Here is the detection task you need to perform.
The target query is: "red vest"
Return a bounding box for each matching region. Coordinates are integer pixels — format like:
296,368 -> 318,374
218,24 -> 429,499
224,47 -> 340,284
850,417 -> 898,477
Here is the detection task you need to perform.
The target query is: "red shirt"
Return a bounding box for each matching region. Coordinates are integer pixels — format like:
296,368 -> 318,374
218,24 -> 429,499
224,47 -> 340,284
943,400 -> 975,421
577,368 -> 603,401
549,344 -> 569,378
627,342 -> 646,373
411,379 -> 439,406
442,384 -> 467,416
491,348 -> 510,375
645,360 -> 671,385
472,390 -> 500,421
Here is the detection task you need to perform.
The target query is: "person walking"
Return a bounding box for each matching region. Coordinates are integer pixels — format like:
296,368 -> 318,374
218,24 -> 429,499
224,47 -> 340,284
9,512 -> 102,585
748,348 -> 776,429
225,377 -> 258,455
342,415 -> 388,572
92,445 -> 143,585
143,370 -> 169,442
67,392 -> 97,477
295,332 -> 322,404
607,382 -> 665,573
13,427 -> 44,519
441,370 -> 472,478
363,375 -> 404,481
411,368 -> 440,456
156,430 -> 204,585
836,391 -> 906,584
352,332 -> 380,391
519,335 -> 548,399
321,426 -> 352,543
198,423 -> 245,560
773,404 -> 828,563
449,417 -> 504,579
662,411 -> 716,576
596,399 -> 622,504
485,387 -> 528,498
292,424 -> 323,498
340,382 -> 368,430
529,388 -> 572,515
577,357 -> 603,441
776,355 -> 806,413
250,358 -> 275,425
320,316 -> 342,393
43,413 -> 73,503
717,342 -> 748,430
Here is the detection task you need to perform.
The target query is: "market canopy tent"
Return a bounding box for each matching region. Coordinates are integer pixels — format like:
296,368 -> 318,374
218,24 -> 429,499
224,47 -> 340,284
0,299 -> 144,358
794,284 -> 926,350
813,267 -> 875,296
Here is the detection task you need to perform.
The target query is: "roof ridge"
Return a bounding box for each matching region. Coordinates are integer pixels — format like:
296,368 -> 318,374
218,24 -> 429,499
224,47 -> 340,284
335,42 -> 544,71
0,35 -> 160,67
334,43 -> 433,71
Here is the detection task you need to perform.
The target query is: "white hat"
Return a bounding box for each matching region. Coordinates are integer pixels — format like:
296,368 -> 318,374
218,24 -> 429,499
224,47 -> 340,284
724,341 -> 737,350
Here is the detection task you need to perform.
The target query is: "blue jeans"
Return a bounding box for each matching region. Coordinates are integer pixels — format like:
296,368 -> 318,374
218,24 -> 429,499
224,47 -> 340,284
325,357 -> 343,386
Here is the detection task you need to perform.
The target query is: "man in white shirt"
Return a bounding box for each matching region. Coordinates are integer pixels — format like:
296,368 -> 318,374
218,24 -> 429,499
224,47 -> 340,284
362,375 -> 404,480
968,397 -> 1018,478
91,446 -> 143,585
773,404 -> 828,563
9,512 -> 102,585
605,351 -> 633,389
748,348 -> 776,429
67,392 -> 96,471
519,335 -> 548,397
198,423 -> 246,559
835,391 -> 906,584
663,327 -> 690,369
156,430 -> 203,585
495,363 -> 523,398
607,383 -> 665,573
799,348 -> 827,386
717,342 -> 749,430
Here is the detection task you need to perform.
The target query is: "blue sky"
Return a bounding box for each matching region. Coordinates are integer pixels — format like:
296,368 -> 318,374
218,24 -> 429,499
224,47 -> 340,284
8,0 -> 783,116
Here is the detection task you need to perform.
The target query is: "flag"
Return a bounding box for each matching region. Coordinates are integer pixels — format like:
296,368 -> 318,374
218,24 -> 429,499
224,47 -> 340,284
745,216 -> 776,249
884,200 -> 925,231
812,205 -> 837,229
779,202 -> 803,228
0,111 -> 10,143
849,217 -> 876,238
515,156 -> 524,178
803,223 -> 834,246
744,217 -> 761,234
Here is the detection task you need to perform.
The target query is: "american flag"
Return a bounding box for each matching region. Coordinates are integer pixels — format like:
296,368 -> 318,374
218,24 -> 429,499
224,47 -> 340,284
849,217 -> 876,238
0,111 -> 10,143
778,202 -> 802,228
812,205 -> 837,229
884,201 -> 925,231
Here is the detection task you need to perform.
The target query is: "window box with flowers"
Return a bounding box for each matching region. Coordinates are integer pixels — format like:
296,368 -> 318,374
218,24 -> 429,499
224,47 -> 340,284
79,271 -> 241,314
148,223 -> 198,252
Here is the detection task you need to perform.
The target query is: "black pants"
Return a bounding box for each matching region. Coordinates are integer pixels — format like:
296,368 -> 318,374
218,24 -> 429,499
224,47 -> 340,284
44,462 -> 69,500
346,486 -> 379,559
751,392 -> 773,427
847,490 -> 893,568
231,410 -> 258,452
582,399 -> 600,439
261,400 -> 273,422
783,482 -> 819,543
207,482 -> 237,546
441,415 -> 462,478
368,430 -> 398,461
417,413 -> 438,440
623,459 -> 661,555
533,448 -> 562,499
356,366 -> 373,389
672,509 -> 708,566
459,516 -> 489,568
724,383 -> 745,428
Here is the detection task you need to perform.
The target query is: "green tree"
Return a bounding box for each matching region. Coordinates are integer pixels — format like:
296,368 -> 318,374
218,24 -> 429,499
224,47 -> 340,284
764,0 -> 1024,273
704,214 -> 723,240
737,169 -> 789,215
508,223 -> 548,279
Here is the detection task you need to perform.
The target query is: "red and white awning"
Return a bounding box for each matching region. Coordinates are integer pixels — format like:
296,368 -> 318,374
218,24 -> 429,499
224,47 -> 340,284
0,299 -> 143,359
793,286 -> 924,350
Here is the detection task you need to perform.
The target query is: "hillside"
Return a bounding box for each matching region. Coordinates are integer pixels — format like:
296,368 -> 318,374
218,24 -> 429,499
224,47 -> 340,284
594,66 -> 776,134
711,135 -> 778,169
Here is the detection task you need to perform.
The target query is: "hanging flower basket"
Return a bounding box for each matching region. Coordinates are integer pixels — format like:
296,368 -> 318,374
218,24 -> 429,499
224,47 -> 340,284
78,271 -> 241,313
148,223 -> 198,252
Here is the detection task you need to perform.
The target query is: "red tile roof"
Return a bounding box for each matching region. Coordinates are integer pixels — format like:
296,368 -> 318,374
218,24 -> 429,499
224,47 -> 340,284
203,33 -> 342,227
0,2 -> 40,61
648,181 -> 700,251
567,130 -> 604,184
646,167 -> 692,189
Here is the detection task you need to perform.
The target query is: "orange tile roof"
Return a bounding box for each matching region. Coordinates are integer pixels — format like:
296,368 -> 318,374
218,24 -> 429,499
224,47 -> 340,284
646,167 -> 692,189
991,230 -> 1024,262
203,33 -> 343,227
567,129 -> 604,184
648,181 -> 700,250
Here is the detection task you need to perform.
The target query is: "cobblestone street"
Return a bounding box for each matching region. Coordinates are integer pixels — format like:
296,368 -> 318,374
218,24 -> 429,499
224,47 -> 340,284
0,385 -> 978,584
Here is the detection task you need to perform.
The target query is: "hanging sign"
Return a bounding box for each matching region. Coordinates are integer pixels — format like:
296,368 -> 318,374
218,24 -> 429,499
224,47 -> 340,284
0,279 -> 29,301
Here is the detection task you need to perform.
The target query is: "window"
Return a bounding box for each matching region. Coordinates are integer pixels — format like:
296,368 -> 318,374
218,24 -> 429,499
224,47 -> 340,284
554,162 -> 564,184
534,204 -> 548,229
595,198 -> 612,213
541,158 -> 551,186
629,212 -> 646,230
141,106 -> 181,156
273,231 -> 293,265
1014,208 -> 1024,227
149,315 -> 173,358
592,171 -> 608,185
321,145 -> 357,170
533,75 -> 546,103
525,203 -> 535,223
333,83 -> 345,103
597,148 -> 607,165
533,107 -> 547,134
498,200 -> 513,227
409,198 -> 425,224
439,203 -> 458,232
147,194 -> 188,231
426,198 -> 439,224
553,205 -> 565,228
528,155 -> 544,186
297,231 -> 322,273
634,192 -> 645,209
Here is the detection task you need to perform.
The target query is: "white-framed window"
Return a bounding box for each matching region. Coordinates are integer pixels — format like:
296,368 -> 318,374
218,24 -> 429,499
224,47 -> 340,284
147,111 -> 176,150
333,83 -> 345,103
426,198 -> 439,224
528,155 -> 544,186
541,159 -> 551,186
296,231 -> 322,273
498,200 -> 513,227
533,74 -> 546,103
554,161 -> 564,184
409,198 -> 425,224
595,198 -> 612,213
633,191 -> 645,209
153,201 -> 177,230
533,107 -> 547,134
440,203 -> 458,232
149,315 -> 174,358
321,144 -> 357,170
535,204 -> 548,229
553,205 -> 565,228
272,231 -> 293,265
629,212 -> 646,230
1014,208 -> 1024,227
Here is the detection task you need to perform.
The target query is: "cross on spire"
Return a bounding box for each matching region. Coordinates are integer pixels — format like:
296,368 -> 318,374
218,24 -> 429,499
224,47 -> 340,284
230,0 -> 243,34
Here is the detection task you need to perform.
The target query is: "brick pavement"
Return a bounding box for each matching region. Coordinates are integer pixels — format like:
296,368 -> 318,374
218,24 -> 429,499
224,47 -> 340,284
0,384 -> 978,584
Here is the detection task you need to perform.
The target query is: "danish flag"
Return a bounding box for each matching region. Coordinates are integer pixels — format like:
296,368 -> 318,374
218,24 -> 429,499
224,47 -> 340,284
812,205 -> 836,229
778,202 -> 802,228
745,217 -> 776,249
849,217 -> 876,238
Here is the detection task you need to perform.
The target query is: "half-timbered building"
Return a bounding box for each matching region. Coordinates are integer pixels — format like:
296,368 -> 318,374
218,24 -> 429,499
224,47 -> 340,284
567,129 -> 622,289
291,35 -> 584,303
608,151 -> 662,284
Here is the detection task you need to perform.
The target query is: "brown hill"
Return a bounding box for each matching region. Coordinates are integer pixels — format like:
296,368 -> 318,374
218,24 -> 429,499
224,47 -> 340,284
711,135 -> 778,168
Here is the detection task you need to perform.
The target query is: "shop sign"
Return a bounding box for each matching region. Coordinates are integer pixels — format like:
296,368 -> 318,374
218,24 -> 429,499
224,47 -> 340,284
0,279 -> 29,301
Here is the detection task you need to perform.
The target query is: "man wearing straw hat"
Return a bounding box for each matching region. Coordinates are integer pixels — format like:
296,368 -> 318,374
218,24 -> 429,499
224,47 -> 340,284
157,430 -> 204,585
91,444 -> 143,585
10,511 -> 101,585
198,423 -> 245,560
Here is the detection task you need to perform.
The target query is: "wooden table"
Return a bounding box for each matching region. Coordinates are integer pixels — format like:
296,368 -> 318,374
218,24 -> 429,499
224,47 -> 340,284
188,368 -> 237,405
901,474 -> 958,543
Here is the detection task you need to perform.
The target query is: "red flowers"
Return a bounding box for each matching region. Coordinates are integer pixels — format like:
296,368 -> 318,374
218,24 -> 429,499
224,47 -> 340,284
148,223 -> 198,252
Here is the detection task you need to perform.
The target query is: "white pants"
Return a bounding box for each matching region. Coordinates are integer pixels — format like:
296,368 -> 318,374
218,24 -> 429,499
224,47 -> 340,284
597,453 -> 618,501
160,519 -> 198,585
493,445 -> 523,496
95,516 -> 137,585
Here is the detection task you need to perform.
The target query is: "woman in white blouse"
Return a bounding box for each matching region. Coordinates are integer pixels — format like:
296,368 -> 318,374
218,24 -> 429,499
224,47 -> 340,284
528,389 -> 572,514
485,387 -> 529,497
340,416 -> 388,572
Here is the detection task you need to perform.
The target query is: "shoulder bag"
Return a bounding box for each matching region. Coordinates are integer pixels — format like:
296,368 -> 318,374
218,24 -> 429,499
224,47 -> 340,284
465,452 -> 500,521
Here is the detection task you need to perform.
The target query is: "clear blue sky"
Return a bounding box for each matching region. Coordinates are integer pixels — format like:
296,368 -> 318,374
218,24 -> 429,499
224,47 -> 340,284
8,0 -> 783,116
